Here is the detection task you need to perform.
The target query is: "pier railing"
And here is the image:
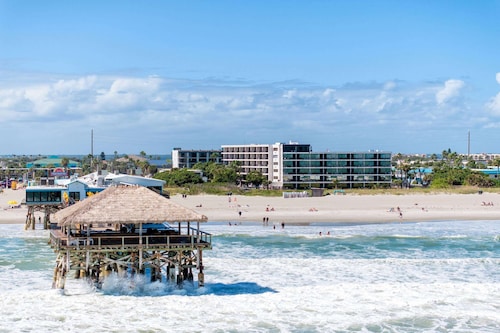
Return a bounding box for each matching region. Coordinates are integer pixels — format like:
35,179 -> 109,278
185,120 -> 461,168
49,229 -> 212,251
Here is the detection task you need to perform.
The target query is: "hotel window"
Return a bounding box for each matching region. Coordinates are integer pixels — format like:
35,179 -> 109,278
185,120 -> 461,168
298,161 -> 310,167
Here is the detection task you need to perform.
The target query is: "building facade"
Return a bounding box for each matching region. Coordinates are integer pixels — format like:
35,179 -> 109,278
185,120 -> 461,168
221,143 -> 392,189
172,148 -> 222,169
221,144 -> 274,182
174,143 -> 392,189
278,146 -> 392,189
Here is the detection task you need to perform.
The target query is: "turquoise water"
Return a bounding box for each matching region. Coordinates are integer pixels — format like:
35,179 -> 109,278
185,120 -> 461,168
0,220 -> 499,332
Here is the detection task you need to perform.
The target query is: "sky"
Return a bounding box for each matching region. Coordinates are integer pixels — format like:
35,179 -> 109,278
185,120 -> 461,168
1,0 -> 499,156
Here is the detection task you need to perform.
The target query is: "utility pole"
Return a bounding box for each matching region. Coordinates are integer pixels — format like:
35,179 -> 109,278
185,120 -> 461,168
90,129 -> 94,171
467,130 -> 470,157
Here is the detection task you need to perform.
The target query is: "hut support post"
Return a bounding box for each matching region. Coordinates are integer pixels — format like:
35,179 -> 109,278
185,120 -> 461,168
198,249 -> 204,287
139,248 -> 143,272
25,207 -> 37,230
44,207 -> 51,230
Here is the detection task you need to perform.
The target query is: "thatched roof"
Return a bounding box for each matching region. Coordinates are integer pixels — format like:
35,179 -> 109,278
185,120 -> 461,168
52,185 -> 207,226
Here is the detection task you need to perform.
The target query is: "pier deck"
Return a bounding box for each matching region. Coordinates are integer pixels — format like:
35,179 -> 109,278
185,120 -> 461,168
49,185 -> 211,290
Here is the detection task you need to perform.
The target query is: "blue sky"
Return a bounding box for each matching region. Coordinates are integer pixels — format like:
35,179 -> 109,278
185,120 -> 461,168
1,0 -> 499,155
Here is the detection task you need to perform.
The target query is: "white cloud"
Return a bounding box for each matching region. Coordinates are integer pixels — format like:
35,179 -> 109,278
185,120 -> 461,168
485,72 -> 500,115
0,74 -> 482,154
383,81 -> 396,90
436,79 -> 465,105
487,93 -> 500,114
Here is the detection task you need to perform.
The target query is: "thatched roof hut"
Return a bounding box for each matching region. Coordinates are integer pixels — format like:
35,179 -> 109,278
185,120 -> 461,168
52,185 -> 207,227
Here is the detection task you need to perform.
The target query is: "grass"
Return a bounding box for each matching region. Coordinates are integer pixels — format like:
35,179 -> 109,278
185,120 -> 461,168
164,183 -> 500,197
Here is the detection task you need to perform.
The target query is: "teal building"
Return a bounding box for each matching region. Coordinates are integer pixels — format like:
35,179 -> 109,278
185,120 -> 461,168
280,144 -> 392,189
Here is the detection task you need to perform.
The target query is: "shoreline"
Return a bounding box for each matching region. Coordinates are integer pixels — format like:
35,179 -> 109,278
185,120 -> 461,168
2,188 -> 500,225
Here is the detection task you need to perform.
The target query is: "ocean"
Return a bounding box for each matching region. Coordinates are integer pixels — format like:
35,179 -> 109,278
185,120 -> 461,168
0,220 -> 498,332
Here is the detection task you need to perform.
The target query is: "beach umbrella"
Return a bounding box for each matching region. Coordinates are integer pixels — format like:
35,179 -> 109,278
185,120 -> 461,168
8,200 -> 18,205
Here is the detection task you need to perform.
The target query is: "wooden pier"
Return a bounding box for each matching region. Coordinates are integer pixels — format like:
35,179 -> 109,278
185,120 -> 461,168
49,185 -> 211,290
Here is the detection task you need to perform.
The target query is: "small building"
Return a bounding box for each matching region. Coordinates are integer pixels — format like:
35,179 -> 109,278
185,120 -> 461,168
26,156 -> 81,169
49,185 -> 211,290
475,168 -> 500,179
24,172 -> 166,229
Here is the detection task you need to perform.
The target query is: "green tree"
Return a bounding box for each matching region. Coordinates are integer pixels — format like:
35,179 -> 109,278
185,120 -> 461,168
465,172 -> 494,187
154,169 -> 203,186
229,161 -> 242,185
331,177 -> 339,189
61,157 -> 69,169
245,170 -> 266,187
210,152 -> 220,162
395,161 -> 412,188
139,160 -> 151,175
466,159 -> 477,169
492,157 -> 500,180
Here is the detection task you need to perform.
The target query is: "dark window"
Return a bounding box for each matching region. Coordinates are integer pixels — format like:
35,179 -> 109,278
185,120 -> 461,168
69,192 -> 81,201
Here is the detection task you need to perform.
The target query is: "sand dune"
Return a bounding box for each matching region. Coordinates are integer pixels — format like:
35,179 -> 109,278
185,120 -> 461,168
2,187 -> 499,225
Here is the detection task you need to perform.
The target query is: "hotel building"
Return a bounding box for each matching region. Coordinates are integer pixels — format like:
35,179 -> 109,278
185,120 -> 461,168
172,148 -> 222,169
176,143 -> 392,189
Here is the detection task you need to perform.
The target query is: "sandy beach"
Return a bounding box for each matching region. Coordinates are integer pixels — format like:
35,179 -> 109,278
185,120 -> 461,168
2,187 -> 500,225
169,192 -> 500,225
0,188 -> 31,225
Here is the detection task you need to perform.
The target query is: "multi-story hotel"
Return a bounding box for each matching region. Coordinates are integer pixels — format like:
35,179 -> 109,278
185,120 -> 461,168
172,148 -> 222,169
175,142 -> 392,189
221,144 -> 274,183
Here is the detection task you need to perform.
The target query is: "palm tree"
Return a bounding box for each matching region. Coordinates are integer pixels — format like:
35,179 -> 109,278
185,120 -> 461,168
493,157 -> 500,180
61,157 -> 69,175
140,161 -> 151,176
331,177 -> 339,189
397,161 -> 412,188
229,161 -> 242,186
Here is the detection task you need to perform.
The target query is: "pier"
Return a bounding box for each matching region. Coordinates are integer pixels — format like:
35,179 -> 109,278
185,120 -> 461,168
48,185 -> 211,290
